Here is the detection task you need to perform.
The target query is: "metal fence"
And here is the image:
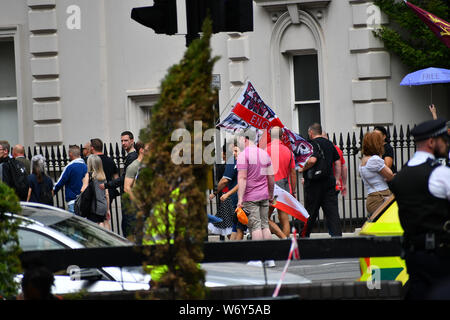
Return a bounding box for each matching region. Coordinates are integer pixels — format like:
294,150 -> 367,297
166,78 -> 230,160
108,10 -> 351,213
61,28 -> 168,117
207,124 -> 416,233
22,124 -> 416,236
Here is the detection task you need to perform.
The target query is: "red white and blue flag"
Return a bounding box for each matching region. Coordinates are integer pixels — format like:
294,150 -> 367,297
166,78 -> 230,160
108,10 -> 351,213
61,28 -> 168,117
217,81 -> 313,168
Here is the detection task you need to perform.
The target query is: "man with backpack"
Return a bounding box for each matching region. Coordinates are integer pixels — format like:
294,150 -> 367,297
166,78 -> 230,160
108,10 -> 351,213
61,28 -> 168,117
298,123 -> 342,237
0,140 -> 29,201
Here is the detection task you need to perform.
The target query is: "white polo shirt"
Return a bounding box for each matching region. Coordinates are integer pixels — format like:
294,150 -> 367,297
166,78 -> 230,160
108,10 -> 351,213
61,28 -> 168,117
407,151 -> 450,201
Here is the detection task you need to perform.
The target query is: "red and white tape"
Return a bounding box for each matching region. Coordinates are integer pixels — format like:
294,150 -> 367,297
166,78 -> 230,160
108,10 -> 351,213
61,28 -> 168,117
272,228 -> 300,298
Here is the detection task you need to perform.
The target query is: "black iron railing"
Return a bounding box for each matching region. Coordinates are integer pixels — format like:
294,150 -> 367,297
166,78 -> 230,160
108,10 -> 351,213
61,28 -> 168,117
21,124 -> 416,236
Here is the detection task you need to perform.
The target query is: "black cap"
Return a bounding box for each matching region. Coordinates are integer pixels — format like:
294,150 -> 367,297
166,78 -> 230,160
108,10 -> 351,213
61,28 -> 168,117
411,118 -> 447,142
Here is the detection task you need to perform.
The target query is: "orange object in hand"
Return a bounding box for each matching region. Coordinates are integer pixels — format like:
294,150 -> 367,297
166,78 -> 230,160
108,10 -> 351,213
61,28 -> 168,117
235,207 -> 249,225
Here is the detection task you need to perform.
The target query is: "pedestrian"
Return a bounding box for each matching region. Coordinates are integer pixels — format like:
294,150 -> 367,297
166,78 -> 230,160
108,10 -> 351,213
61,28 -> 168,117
389,118 -> 450,300
299,123 -> 342,237
266,126 -> 296,239
12,144 -> 31,175
0,140 -> 29,201
359,131 -> 395,216
236,129 -> 275,267
81,141 -> 91,163
428,104 -> 450,161
81,154 -> 111,229
373,126 -> 397,173
27,155 -> 54,206
101,131 -> 138,236
321,131 -> 348,197
90,138 -> 120,203
53,145 -> 87,213
208,142 -> 237,238
20,264 -> 58,300
122,141 -> 149,238
215,144 -> 248,240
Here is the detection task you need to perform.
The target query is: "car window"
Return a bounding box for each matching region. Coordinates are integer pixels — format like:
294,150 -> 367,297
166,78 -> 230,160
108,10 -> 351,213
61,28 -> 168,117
50,216 -> 130,248
18,228 -> 66,251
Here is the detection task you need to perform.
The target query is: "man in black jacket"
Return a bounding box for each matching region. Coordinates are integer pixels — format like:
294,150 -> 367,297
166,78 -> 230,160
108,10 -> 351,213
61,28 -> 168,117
101,131 -> 138,237
298,123 -> 342,237
0,140 -> 29,201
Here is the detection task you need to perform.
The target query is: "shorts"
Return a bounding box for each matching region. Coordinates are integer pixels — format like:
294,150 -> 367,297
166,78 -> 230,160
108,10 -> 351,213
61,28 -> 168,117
232,213 -> 248,232
275,178 -> 290,192
242,199 -> 269,233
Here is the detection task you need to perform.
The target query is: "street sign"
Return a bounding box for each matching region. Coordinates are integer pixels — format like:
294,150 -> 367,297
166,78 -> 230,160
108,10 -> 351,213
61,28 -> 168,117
212,74 -> 221,90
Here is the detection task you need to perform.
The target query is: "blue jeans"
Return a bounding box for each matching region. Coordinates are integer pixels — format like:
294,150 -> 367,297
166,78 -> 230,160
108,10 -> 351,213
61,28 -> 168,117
67,201 -> 75,213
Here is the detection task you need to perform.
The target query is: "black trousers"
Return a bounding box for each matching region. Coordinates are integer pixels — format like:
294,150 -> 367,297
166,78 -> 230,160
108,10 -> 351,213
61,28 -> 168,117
303,177 -> 342,237
404,250 -> 450,300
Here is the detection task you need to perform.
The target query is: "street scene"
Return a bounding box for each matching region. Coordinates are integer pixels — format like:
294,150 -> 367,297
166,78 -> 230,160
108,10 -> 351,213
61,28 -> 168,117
0,0 -> 449,309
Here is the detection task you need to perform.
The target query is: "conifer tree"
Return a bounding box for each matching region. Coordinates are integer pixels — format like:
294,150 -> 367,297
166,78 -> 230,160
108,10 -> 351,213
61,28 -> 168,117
0,183 -> 22,298
133,17 -> 219,299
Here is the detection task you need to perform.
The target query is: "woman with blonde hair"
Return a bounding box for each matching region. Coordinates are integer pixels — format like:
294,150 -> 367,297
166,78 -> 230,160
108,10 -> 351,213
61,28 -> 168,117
359,131 -> 395,216
81,154 -> 111,229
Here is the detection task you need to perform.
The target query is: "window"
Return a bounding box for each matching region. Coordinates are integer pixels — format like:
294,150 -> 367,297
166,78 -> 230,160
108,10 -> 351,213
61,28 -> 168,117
126,90 -> 159,137
0,38 -> 18,146
18,228 -> 65,251
293,54 -> 321,138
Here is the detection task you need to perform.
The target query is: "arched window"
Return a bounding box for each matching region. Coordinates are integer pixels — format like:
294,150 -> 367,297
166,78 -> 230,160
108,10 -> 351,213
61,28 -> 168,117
269,10 -> 326,138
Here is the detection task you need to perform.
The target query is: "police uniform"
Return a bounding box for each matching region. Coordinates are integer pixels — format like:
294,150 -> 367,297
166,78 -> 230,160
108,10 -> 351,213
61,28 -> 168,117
389,118 -> 450,299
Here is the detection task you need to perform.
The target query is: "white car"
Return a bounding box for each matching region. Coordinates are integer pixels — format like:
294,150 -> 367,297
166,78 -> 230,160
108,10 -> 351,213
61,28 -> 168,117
13,202 -> 151,295
12,202 -> 310,295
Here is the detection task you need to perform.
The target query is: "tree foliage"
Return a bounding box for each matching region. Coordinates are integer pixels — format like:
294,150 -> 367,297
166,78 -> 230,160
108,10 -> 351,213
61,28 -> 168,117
0,183 -> 22,299
374,0 -> 450,70
133,18 -> 219,299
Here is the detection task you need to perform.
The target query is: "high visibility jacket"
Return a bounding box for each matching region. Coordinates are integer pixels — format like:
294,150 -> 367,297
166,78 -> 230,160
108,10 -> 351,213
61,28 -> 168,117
143,188 -> 187,282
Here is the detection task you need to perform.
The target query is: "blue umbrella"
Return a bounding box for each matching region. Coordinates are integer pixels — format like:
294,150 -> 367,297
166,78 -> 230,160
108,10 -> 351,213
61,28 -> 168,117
400,67 -> 450,103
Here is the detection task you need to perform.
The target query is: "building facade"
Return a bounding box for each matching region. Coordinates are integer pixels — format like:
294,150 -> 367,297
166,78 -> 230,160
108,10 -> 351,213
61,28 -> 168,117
1,0 -> 448,147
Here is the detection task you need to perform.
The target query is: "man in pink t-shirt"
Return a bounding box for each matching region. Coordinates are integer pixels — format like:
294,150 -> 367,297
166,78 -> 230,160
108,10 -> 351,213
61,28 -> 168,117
266,126 -> 296,238
236,129 -> 274,242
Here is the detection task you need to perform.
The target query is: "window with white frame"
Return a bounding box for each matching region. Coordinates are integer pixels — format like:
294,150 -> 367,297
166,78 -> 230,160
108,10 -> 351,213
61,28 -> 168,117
293,53 -> 321,138
0,37 -> 18,146
126,91 -> 159,137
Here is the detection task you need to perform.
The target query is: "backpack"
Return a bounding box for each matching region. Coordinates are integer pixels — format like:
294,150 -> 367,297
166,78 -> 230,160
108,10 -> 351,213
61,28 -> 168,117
74,173 -> 95,217
7,158 -> 29,201
74,174 -> 107,217
38,177 -> 54,206
306,141 -> 328,180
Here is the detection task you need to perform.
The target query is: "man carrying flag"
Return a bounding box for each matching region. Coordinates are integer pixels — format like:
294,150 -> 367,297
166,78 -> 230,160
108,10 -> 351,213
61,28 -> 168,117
218,81 -> 312,237
266,126 -> 297,238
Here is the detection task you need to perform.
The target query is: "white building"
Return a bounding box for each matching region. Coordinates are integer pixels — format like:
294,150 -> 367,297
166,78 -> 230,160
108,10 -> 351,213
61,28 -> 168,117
1,0 -> 448,147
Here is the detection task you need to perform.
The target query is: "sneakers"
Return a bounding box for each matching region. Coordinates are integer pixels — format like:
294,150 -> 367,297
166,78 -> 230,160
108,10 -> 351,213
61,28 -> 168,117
246,260 -> 276,268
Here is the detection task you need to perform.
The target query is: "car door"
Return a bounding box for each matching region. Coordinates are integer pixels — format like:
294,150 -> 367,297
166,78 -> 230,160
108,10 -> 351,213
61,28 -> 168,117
17,227 -> 138,294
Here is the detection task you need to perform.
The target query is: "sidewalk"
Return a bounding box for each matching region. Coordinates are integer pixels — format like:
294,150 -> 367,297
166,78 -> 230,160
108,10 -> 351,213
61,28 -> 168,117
207,229 -> 362,242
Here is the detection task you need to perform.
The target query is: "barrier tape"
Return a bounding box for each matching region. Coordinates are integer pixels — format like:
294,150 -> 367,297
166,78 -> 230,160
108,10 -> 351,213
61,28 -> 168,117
272,228 -> 300,298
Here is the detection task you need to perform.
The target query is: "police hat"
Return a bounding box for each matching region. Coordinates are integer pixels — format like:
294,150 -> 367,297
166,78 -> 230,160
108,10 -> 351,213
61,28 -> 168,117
411,118 -> 448,142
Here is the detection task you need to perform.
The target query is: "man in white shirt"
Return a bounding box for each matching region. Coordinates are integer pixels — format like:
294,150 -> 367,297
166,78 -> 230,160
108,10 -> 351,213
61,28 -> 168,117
390,118 -> 450,300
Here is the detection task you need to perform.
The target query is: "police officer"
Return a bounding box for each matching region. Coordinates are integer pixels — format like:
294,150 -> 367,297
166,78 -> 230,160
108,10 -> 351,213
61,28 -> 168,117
389,118 -> 450,300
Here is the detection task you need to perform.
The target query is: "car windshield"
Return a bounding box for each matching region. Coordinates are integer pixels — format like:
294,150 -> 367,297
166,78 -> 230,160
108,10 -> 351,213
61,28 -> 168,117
19,205 -> 130,248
